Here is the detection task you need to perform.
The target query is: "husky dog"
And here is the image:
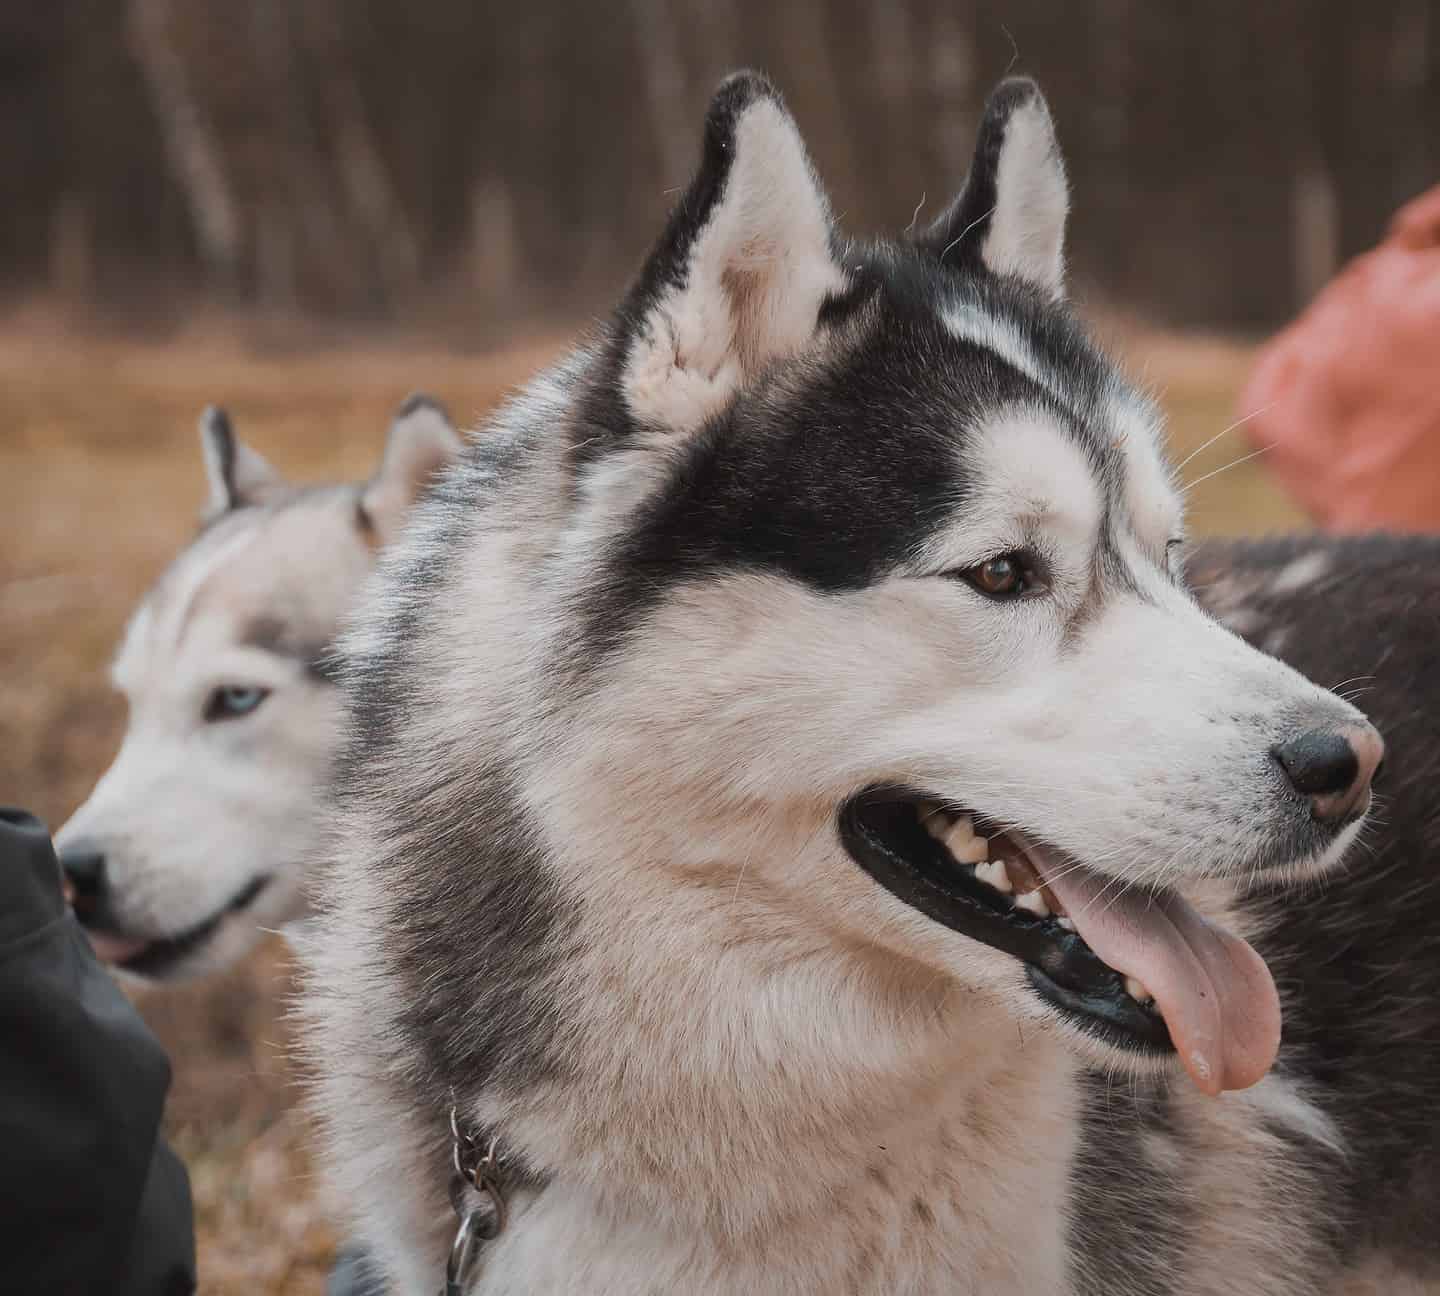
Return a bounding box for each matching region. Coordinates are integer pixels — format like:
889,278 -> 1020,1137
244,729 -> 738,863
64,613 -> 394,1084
302,75 -> 1420,1294
57,396 -> 461,981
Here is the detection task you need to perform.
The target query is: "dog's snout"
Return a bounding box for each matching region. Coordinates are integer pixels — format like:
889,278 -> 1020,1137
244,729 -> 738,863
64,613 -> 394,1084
59,841 -> 108,914
1272,724 -> 1384,822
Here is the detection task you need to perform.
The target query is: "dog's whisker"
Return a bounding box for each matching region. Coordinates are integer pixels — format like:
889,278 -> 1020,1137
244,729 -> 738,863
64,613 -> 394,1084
939,204 -> 996,264
904,190 -> 927,236
1171,402 -> 1278,474
1181,444 -> 1272,494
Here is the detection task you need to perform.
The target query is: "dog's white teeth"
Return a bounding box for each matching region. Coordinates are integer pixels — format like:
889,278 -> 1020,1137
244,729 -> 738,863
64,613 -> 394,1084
918,802 -> 959,840
974,858 -> 1012,893
951,838 -> 990,865
1014,888 -> 1051,918
1056,916 -> 1076,931
1124,976 -> 1154,1004
945,817 -> 989,864
944,812 -> 973,838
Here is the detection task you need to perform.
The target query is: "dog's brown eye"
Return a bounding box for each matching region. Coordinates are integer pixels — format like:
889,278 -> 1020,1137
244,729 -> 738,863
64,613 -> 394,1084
965,555 -> 1028,599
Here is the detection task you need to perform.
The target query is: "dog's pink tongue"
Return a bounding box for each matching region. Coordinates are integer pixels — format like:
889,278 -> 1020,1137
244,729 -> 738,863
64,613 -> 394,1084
1038,864 -> 1281,1096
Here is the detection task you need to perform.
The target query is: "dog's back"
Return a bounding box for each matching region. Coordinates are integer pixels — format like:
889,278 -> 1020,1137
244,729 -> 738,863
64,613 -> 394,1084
1198,535 -> 1440,1280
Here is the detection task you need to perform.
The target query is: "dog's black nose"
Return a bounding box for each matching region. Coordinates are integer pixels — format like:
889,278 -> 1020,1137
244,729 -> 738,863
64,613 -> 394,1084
59,841 -> 108,912
1272,724 -> 1384,822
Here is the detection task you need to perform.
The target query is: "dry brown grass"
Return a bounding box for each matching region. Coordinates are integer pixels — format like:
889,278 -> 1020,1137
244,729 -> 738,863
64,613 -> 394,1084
0,309 -> 1307,1294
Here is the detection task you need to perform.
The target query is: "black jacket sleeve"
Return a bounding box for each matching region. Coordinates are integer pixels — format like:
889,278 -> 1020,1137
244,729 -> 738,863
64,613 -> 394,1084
0,809 -> 196,1296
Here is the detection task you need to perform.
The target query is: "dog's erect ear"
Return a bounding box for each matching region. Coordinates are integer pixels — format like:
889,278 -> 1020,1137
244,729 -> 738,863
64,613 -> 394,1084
917,77 -> 1068,297
620,72 -> 846,436
200,406 -> 281,519
358,394 -> 463,544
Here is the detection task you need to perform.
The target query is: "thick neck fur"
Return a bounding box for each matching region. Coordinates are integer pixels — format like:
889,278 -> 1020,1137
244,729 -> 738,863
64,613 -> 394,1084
488,796 -> 1079,1289
456,593 -> 1082,1287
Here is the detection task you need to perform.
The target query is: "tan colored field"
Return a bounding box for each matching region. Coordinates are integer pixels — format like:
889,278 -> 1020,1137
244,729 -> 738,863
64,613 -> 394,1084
0,310 -> 1306,1294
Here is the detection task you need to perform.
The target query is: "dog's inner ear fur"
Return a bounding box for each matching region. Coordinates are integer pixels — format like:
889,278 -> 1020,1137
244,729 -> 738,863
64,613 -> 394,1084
917,76 -> 1069,297
621,72 -> 846,437
200,406 -> 281,520
359,394 -> 463,544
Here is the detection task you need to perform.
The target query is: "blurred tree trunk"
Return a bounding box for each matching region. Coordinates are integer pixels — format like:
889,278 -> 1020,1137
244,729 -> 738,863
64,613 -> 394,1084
128,0 -> 240,295
305,1 -> 420,312
2,0 -> 1437,328
916,0 -> 977,224
630,0 -> 693,184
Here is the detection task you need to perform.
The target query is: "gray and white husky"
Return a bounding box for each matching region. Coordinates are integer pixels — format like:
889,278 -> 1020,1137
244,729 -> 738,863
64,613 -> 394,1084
302,75 -> 1429,1294
57,396 -> 461,980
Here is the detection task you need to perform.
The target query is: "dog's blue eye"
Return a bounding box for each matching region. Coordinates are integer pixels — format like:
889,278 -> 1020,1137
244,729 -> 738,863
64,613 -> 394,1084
205,686 -> 269,722
961,554 -> 1030,599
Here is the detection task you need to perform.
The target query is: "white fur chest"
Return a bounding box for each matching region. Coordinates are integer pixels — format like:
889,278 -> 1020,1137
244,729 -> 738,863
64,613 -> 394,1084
467,1053 -> 1078,1295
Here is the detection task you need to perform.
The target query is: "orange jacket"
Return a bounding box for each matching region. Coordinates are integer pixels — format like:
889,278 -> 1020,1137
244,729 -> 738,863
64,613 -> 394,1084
1240,185 -> 1440,532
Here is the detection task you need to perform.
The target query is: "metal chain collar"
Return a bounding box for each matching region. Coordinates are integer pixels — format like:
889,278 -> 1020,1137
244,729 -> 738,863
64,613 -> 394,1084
440,1100 -> 508,1296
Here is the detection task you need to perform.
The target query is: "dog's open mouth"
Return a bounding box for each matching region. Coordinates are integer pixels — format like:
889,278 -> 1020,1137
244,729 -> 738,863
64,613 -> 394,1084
839,790 -> 1282,1095
91,876 -> 271,979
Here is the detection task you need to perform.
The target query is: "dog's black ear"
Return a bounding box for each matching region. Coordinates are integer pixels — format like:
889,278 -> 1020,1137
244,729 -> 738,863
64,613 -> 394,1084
199,406 -> 281,519
618,71 -> 846,437
359,393 -> 463,543
916,77 -> 1068,297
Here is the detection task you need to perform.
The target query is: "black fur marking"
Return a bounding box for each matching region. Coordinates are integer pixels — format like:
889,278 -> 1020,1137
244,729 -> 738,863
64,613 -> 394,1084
353,494 -> 377,540
1194,534 -> 1440,1276
376,754 -> 572,1196
573,248 -> 1141,672
329,460 -> 458,754
914,77 -> 1046,274
239,614 -> 339,685
394,391 -> 451,423
1069,1073 -> 1184,1296
621,327 -> 965,588
328,440 -> 570,1117
202,405 -> 239,512
815,265 -> 881,328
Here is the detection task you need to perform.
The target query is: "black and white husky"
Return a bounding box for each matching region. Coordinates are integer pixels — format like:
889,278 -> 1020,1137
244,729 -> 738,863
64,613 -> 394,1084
302,76 -> 1432,1293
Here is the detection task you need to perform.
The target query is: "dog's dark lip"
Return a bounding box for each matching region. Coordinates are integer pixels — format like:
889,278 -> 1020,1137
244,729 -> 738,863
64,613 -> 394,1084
114,875 -> 272,979
838,787 -> 1173,1055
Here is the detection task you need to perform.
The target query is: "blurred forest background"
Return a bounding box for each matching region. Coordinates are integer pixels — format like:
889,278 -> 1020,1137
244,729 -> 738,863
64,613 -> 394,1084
1,3 -> 1434,1292
3,0 -> 1438,333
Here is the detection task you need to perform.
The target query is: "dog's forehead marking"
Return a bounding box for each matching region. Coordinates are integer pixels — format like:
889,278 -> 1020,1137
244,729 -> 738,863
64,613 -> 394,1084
936,288 -> 1178,552
113,519 -> 262,693
239,612 -> 340,682
967,407 -> 1104,544
112,489 -> 369,697
941,301 -> 1063,405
